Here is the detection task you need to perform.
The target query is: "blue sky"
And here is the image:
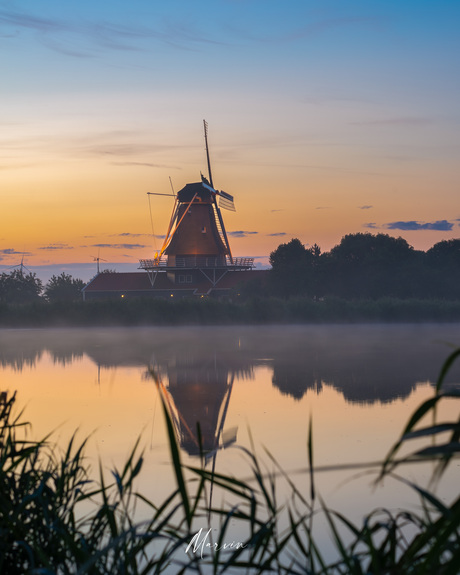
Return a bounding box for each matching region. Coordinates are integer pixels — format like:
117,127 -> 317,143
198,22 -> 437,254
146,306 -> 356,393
1,0 -> 460,282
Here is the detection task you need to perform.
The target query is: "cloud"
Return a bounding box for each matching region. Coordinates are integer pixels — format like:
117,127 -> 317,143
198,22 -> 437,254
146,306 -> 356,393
358,205 -> 373,210
0,249 -> 33,263
0,9 -> 65,35
0,248 -> 30,256
363,220 -> 455,232
110,232 -> 152,238
228,231 -> 258,238
267,232 -> 287,237
385,220 -> 453,231
230,15 -> 383,46
111,161 -> 181,169
38,243 -> 73,250
352,117 -> 432,127
0,6 -> 225,58
315,206 -> 330,210
89,243 -> 148,249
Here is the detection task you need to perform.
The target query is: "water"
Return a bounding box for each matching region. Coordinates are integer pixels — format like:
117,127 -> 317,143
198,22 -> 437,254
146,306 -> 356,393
1,323 -> 459,566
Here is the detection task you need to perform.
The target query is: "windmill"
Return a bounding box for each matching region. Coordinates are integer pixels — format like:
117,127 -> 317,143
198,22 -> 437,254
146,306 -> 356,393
91,253 -> 107,274
6,254 -> 32,276
140,121 -> 252,288
148,120 -> 235,265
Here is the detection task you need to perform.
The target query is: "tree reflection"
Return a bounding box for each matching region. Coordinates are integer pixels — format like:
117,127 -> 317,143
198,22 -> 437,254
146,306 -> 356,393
1,326 -> 459,408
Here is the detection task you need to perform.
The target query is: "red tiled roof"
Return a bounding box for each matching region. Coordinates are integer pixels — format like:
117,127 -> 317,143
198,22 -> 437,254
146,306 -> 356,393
83,272 -> 153,292
83,270 -> 269,295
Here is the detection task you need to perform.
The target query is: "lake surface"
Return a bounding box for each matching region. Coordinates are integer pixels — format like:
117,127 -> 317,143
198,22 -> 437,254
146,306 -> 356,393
1,324 -> 459,565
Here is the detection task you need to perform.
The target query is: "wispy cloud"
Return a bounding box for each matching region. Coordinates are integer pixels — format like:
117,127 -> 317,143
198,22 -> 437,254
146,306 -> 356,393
0,9 -> 66,35
0,6 -> 226,58
110,232 -> 152,238
363,222 -> 378,229
267,232 -> 287,237
352,116 -> 432,127
315,206 -> 330,210
228,231 -> 258,238
86,243 -> 148,250
38,243 -> 73,250
358,205 -> 373,210
111,161 -> 181,169
229,15 -> 382,45
0,248 -> 29,256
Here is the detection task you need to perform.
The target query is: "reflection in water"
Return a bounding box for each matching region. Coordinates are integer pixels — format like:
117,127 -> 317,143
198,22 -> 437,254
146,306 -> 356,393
152,357 -> 237,459
1,324 -> 459,558
2,325 -> 459,405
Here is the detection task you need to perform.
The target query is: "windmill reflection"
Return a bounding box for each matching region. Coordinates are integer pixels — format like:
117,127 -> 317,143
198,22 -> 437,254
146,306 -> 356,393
151,356 -> 238,462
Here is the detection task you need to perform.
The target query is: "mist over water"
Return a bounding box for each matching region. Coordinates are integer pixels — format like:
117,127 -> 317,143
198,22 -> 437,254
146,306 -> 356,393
2,324 -> 460,403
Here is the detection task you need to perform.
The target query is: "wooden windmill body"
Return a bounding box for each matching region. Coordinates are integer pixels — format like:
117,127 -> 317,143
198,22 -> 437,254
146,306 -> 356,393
140,122 -> 253,292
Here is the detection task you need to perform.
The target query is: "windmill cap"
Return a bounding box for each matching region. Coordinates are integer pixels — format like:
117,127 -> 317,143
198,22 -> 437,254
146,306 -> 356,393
177,182 -> 213,203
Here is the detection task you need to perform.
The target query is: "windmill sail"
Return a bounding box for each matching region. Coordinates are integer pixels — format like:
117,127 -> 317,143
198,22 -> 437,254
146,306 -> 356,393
218,190 -> 235,212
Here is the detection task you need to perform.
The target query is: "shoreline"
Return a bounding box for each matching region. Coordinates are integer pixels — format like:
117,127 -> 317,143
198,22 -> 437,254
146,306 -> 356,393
1,296 -> 460,327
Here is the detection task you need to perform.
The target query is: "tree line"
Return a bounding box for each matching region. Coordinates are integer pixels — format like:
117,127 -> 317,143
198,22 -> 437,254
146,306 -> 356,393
266,233 -> 460,300
0,271 -> 84,304
1,233 -> 459,306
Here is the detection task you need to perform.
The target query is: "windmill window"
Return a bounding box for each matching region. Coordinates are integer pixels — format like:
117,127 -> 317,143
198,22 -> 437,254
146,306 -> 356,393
178,274 -> 193,284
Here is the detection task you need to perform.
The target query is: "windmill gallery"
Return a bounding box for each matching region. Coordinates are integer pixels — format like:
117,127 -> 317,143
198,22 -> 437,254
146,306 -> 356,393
82,122 -> 267,300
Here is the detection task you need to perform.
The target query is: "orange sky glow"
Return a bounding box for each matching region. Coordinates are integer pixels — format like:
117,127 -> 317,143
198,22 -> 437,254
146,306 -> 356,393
1,1 -> 459,282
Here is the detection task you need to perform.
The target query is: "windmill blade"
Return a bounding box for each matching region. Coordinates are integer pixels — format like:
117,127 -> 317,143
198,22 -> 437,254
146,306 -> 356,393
218,190 -> 236,212
200,178 -> 236,211
7,263 -> 31,274
201,426 -> 238,464
221,426 -> 238,448
91,255 -> 107,262
200,179 -> 217,195
91,253 -> 108,274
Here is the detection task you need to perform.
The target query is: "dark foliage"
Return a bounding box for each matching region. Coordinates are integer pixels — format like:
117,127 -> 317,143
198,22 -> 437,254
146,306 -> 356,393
44,273 -> 85,302
1,296 -> 460,327
269,239 -> 322,298
0,270 -> 43,305
269,233 -> 460,300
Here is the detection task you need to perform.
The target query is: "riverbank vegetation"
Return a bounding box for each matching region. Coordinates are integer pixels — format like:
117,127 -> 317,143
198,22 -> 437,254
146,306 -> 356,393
1,350 -> 459,573
1,296 -> 460,327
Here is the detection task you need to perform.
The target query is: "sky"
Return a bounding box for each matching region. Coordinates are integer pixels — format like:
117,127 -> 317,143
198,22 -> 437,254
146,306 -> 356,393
1,0 -> 460,282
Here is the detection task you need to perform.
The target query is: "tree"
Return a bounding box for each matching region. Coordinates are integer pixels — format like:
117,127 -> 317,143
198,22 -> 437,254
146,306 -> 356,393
269,238 -> 315,297
0,270 -> 43,304
426,239 -> 460,266
325,233 -> 418,298
425,239 -> 460,298
44,273 -> 85,302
